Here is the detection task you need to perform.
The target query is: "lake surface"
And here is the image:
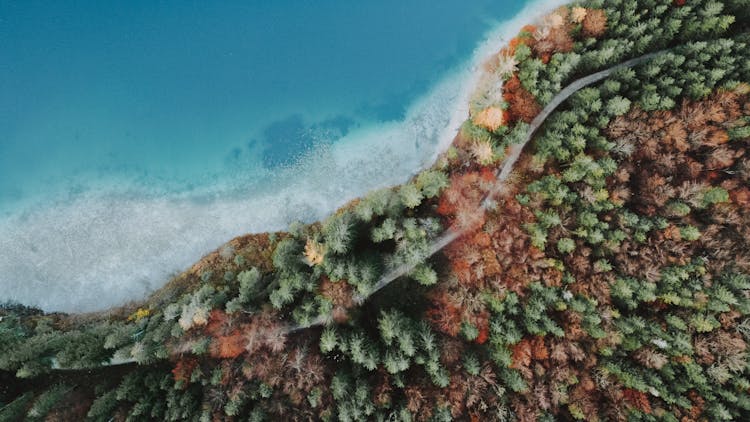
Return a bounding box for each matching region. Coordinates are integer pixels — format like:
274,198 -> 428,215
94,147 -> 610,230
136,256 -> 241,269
0,0 -> 564,312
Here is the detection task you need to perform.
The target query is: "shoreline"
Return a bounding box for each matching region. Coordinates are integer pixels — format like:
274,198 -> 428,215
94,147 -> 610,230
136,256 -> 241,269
3,1 -> 750,420
0,0 -> 569,313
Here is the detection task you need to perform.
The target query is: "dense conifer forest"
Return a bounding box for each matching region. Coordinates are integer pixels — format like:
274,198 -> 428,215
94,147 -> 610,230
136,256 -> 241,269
2,0 -> 750,420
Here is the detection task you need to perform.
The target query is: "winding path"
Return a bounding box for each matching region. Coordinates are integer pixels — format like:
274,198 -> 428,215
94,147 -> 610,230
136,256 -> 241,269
58,50 -> 669,369
291,50 -> 668,331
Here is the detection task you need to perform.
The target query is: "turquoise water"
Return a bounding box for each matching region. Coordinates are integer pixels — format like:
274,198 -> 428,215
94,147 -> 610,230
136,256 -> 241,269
1,0 -> 505,207
0,0 -> 563,312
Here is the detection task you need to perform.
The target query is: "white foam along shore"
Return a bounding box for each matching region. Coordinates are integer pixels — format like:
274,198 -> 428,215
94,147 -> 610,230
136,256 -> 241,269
0,0 -> 569,313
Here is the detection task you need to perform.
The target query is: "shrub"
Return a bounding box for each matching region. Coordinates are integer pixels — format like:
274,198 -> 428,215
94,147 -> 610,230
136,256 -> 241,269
416,170 -> 449,199
606,95 -> 631,116
557,237 -> 576,254
581,9 -> 607,38
702,187 -> 730,207
410,264 -> 438,286
323,214 -> 354,255
399,183 -> 423,209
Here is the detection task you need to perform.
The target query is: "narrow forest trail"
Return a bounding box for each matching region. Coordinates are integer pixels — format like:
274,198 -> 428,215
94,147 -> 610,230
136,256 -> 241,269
58,49 -> 670,369
289,49 -> 669,331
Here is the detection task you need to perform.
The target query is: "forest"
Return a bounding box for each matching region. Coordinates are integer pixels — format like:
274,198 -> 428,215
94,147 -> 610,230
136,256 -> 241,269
2,0 -> 750,420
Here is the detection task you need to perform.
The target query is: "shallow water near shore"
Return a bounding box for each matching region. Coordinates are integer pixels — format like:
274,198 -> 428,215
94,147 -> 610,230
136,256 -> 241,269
0,0 -> 567,312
